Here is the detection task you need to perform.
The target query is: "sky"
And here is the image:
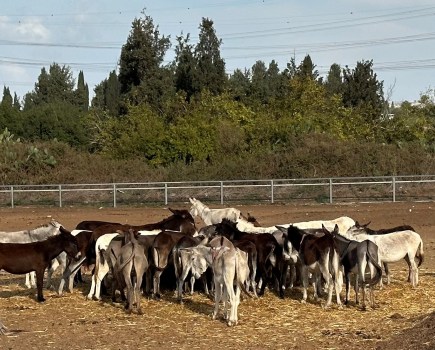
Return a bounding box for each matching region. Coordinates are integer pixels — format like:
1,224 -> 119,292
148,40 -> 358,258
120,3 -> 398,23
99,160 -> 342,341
1,0 -> 434,104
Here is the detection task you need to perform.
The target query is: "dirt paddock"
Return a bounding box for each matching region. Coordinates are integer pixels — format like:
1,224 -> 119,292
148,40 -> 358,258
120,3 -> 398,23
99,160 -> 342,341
0,201 -> 434,349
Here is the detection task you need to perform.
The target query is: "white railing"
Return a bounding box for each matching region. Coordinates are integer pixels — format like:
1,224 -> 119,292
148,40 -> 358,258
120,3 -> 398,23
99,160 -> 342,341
1,175 -> 435,208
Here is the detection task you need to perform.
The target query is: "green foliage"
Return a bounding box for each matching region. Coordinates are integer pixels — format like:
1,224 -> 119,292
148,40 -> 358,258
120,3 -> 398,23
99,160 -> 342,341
96,103 -> 168,164
325,63 -> 343,96
24,64 -> 76,109
194,18 -> 226,95
227,69 -> 251,102
174,33 -> 197,100
21,101 -> 89,148
342,60 -> 385,123
3,12 -> 435,185
75,71 -> 89,112
118,15 -> 171,109
0,128 -> 57,184
92,70 -> 121,116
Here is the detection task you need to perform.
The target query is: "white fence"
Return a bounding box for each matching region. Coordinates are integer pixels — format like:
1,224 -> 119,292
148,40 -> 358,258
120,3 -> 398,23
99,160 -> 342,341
1,175 -> 435,208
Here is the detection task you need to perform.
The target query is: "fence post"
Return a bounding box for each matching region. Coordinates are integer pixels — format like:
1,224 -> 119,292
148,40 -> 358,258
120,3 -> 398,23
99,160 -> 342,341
271,180 -> 274,204
59,185 -> 62,208
220,181 -> 224,205
10,186 -> 14,208
329,178 -> 333,204
164,183 -> 168,205
392,176 -> 396,202
113,183 -> 117,208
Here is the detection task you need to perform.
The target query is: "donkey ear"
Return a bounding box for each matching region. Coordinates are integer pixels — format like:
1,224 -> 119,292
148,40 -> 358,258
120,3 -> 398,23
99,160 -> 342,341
189,197 -> 194,204
363,221 -> 371,228
321,224 -> 330,234
334,224 -> 339,233
275,225 -> 287,233
168,207 -> 175,214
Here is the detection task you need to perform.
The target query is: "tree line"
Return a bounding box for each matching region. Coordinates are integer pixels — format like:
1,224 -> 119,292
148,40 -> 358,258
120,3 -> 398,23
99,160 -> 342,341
0,13 -> 435,184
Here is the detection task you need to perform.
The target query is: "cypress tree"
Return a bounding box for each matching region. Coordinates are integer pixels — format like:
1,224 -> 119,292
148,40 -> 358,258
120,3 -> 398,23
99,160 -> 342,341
194,17 -> 226,95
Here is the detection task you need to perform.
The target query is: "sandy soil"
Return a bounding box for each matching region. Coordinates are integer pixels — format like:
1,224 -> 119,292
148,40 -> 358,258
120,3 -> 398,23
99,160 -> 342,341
0,201 -> 434,349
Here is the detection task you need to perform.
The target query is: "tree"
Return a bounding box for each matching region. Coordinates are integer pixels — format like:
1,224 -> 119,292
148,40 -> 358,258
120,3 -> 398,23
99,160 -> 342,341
92,70 -> 120,116
174,33 -> 197,100
75,71 -> 89,112
0,87 -> 23,135
266,60 -> 286,100
342,60 -> 385,121
297,54 -> 319,81
325,63 -> 343,96
23,63 -> 75,109
194,17 -> 226,95
250,60 -> 268,103
1,87 -> 13,107
118,15 -> 171,108
227,68 -> 251,102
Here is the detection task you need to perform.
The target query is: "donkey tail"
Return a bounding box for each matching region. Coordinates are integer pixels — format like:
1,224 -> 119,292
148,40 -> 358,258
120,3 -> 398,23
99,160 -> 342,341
365,243 -> 383,286
99,248 -> 106,267
416,240 -> 424,267
172,247 -> 182,278
235,253 -> 253,298
152,247 -> 160,269
118,244 -> 135,271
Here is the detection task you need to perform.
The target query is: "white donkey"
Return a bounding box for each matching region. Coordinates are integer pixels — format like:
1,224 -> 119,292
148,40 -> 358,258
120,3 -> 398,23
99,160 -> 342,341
189,197 -> 240,225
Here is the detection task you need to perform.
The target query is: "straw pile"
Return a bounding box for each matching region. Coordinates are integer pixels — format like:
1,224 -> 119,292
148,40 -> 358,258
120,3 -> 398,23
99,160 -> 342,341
0,266 -> 434,350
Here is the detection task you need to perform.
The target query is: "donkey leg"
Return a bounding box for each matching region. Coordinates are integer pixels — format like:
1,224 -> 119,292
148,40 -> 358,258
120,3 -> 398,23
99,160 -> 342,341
152,269 -> 163,300
46,258 -> 60,289
404,254 -> 419,287
212,282 -> 222,320
383,262 -> 390,285
345,273 -> 351,305
36,270 -> 46,302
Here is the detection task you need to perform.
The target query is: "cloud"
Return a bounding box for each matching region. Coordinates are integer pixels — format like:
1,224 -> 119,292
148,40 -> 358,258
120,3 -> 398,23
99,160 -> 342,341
0,16 -> 51,42
14,18 -> 51,41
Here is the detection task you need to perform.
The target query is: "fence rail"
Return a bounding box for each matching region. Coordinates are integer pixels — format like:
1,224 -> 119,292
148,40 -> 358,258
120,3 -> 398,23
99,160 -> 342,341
1,175 -> 435,208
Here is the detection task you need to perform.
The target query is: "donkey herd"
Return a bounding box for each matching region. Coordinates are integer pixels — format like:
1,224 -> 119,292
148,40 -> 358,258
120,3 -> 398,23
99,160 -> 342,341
0,197 -> 425,332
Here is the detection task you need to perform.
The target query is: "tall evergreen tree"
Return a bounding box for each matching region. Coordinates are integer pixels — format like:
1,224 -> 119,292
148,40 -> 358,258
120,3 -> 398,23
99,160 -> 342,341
92,70 -> 120,116
118,15 -> 171,108
325,63 -> 343,96
174,33 -> 196,100
227,68 -> 251,102
1,87 -> 13,107
1,87 -> 22,135
297,54 -> 319,80
250,60 -> 268,103
194,17 -> 226,95
342,60 -> 385,120
267,60 -> 286,100
75,71 -> 89,112
24,63 -> 75,109
13,93 -> 21,110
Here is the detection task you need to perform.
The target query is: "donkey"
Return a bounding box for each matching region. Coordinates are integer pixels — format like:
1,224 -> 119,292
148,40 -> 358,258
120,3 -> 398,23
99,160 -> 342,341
0,227 -> 79,302
346,222 -> 419,285
111,229 -> 149,314
345,226 -> 424,287
173,235 -> 210,303
184,236 -> 251,326
277,225 -> 342,308
323,224 -> 383,309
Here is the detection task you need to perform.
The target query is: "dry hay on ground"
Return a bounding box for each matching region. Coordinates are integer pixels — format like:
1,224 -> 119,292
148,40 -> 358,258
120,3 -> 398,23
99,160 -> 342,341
0,266 -> 434,350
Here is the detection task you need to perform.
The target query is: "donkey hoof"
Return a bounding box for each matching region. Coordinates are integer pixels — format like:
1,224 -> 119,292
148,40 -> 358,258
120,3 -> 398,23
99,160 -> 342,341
37,297 -> 46,303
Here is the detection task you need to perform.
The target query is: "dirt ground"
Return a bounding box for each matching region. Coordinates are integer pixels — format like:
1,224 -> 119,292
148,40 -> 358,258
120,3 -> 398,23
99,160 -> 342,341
0,201 -> 434,350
